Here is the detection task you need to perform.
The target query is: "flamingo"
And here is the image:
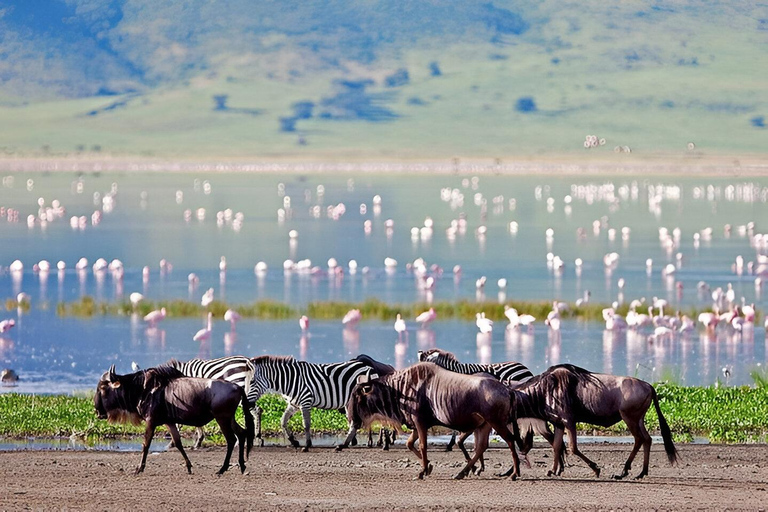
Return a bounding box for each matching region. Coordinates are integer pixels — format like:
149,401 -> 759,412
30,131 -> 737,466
129,292 -> 144,308
224,309 -> 241,330
144,307 -> 166,327
0,319 -> 16,333
518,313 -> 536,331
697,311 -> 719,331
504,306 -> 520,328
679,315 -> 696,334
193,312 -> 213,342
475,312 -> 493,334
299,315 -> 310,332
16,292 -> 30,305
201,288 -> 214,308
415,308 -> 437,328
342,309 -> 362,328
394,314 -> 406,336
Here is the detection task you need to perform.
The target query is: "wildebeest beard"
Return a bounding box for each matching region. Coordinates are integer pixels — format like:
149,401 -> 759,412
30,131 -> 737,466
355,381 -> 417,432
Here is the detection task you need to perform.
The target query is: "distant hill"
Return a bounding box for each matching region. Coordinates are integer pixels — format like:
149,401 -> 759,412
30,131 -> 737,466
0,0 -> 766,160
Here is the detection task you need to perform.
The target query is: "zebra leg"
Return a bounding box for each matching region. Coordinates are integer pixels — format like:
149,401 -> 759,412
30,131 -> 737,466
301,406 -> 312,452
280,403 -> 301,449
193,426 -> 205,449
251,404 -> 264,447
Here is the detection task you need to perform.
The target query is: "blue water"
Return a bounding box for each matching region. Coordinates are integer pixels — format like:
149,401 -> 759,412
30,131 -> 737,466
0,171 -> 766,391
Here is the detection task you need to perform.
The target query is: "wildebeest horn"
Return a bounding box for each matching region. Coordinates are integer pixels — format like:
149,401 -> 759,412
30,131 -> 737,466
108,364 -> 117,381
357,374 -> 370,386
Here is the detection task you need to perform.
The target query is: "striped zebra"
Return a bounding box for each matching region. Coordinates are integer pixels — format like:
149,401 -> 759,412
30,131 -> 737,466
417,348 -> 555,457
166,356 -> 256,448
248,355 -> 382,451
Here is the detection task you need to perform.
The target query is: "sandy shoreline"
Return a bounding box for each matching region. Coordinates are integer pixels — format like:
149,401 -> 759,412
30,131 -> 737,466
2,443 -> 767,510
1,155 -> 768,175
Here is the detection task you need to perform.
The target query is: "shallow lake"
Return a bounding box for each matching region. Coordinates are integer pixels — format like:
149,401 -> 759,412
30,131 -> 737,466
0,171 -> 766,391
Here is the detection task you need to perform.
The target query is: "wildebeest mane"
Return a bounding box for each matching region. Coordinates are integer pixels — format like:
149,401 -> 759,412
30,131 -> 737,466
143,364 -> 186,390
352,354 -> 395,376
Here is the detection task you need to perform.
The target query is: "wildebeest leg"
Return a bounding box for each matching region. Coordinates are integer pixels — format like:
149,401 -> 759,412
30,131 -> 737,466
405,430 -> 421,459
492,420 -> 521,480
136,423 -> 157,475
214,417 -> 239,475
280,403 -> 301,449
415,423 -> 433,479
456,430 -> 483,475
565,424 -> 600,477
166,423 -> 193,474
445,430 -> 457,452
455,423 -> 491,480
547,425 -> 566,477
300,406 -> 313,452
615,414 -> 652,480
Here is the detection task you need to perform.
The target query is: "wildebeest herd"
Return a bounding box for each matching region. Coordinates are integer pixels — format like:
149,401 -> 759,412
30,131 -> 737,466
94,349 -> 678,479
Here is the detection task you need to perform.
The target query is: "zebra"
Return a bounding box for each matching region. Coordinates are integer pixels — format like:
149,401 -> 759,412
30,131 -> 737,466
417,348 -> 557,462
165,356 -> 256,448
248,355 -> 382,452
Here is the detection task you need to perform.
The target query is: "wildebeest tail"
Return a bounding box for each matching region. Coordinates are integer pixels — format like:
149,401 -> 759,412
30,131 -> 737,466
241,388 -> 255,458
652,387 -> 678,465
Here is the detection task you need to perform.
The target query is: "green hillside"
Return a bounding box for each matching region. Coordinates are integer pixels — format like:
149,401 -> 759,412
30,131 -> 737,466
0,1 -> 766,160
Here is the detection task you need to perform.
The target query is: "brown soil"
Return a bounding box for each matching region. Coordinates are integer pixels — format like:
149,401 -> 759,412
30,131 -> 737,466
2,442 -> 767,511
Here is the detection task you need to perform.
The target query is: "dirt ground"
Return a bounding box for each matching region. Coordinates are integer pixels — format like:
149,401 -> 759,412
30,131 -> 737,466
1,441 -> 767,511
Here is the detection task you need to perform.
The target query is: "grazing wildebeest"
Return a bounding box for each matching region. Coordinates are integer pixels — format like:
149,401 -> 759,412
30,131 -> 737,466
345,362 -> 522,480
94,364 -> 254,475
505,364 -> 678,479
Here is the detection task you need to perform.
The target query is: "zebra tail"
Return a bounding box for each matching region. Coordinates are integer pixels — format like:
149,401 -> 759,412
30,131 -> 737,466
652,387 -> 678,465
241,388 -> 255,458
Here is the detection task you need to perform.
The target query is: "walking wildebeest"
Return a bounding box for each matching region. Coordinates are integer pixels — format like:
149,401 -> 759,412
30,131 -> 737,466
417,347 -> 562,469
504,364 -> 678,479
94,364 -> 254,475
345,362 -> 522,480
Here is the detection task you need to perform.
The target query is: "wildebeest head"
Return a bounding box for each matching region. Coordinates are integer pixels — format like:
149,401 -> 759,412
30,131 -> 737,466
94,365 -> 143,426
347,373 -> 404,432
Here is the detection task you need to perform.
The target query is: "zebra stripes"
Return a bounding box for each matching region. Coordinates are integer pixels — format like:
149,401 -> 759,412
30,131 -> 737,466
248,355 -> 378,451
167,356 -> 256,447
417,349 -> 533,383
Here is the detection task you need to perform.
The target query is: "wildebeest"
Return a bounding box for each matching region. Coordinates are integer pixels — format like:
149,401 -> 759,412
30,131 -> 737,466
345,362 -> 522,480
417,348 -> 559,468
94,364 -> 254,475
505,364 -> 678,479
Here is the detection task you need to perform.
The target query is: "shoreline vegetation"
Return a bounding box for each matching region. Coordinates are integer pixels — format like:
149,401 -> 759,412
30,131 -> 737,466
44,296 -> 755,324
1,384 -> 767,444
1,155 -> 768,176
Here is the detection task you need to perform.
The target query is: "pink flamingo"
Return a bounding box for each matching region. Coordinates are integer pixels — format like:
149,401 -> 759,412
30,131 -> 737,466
143,307 -> 166,327
299,315 -> 310,332
415,307 -> 437,328
0,319 -> 16,333
224,309 -> 240,330
342,309 -> 361,328
193,312 -> 213,342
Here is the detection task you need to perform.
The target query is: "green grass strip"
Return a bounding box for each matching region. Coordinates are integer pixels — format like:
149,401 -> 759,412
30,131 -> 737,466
43,296 -> 748,323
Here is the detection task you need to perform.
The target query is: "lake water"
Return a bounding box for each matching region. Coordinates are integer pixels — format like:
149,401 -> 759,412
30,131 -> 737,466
0,170 -> 766,392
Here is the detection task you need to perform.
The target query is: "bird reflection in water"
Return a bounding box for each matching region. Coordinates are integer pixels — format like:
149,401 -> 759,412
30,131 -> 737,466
224,331 -> 237,356
415,328 -> 436,352
546,328 -> 561,365
476,332 -> 492,365
342,327 -> 360,356
300,332 -> 309,360
395,337 -> 409,370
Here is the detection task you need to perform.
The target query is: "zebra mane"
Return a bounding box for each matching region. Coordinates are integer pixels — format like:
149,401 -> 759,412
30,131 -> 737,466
251,354 -> 296,365
427,348 -> 459,362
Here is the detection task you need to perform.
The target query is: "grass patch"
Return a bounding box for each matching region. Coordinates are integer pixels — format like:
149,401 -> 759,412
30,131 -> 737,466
2,384 -> 768,445
54,296 -> 717,323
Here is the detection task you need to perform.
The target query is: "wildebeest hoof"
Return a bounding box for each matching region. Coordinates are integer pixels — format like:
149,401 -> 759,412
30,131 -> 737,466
593,467 -> 601,478
301,446 -> 310,453
258,438 -> 265,448
453,471 -> 467,480
634,472 -> 647,480
334,445 -> 344,452
289,438 -> 300,448
425,463 -> 434,476
415,472 -> 425,480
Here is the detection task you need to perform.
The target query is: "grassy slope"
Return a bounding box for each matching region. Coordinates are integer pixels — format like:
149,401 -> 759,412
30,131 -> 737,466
0,5 -> 766,160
